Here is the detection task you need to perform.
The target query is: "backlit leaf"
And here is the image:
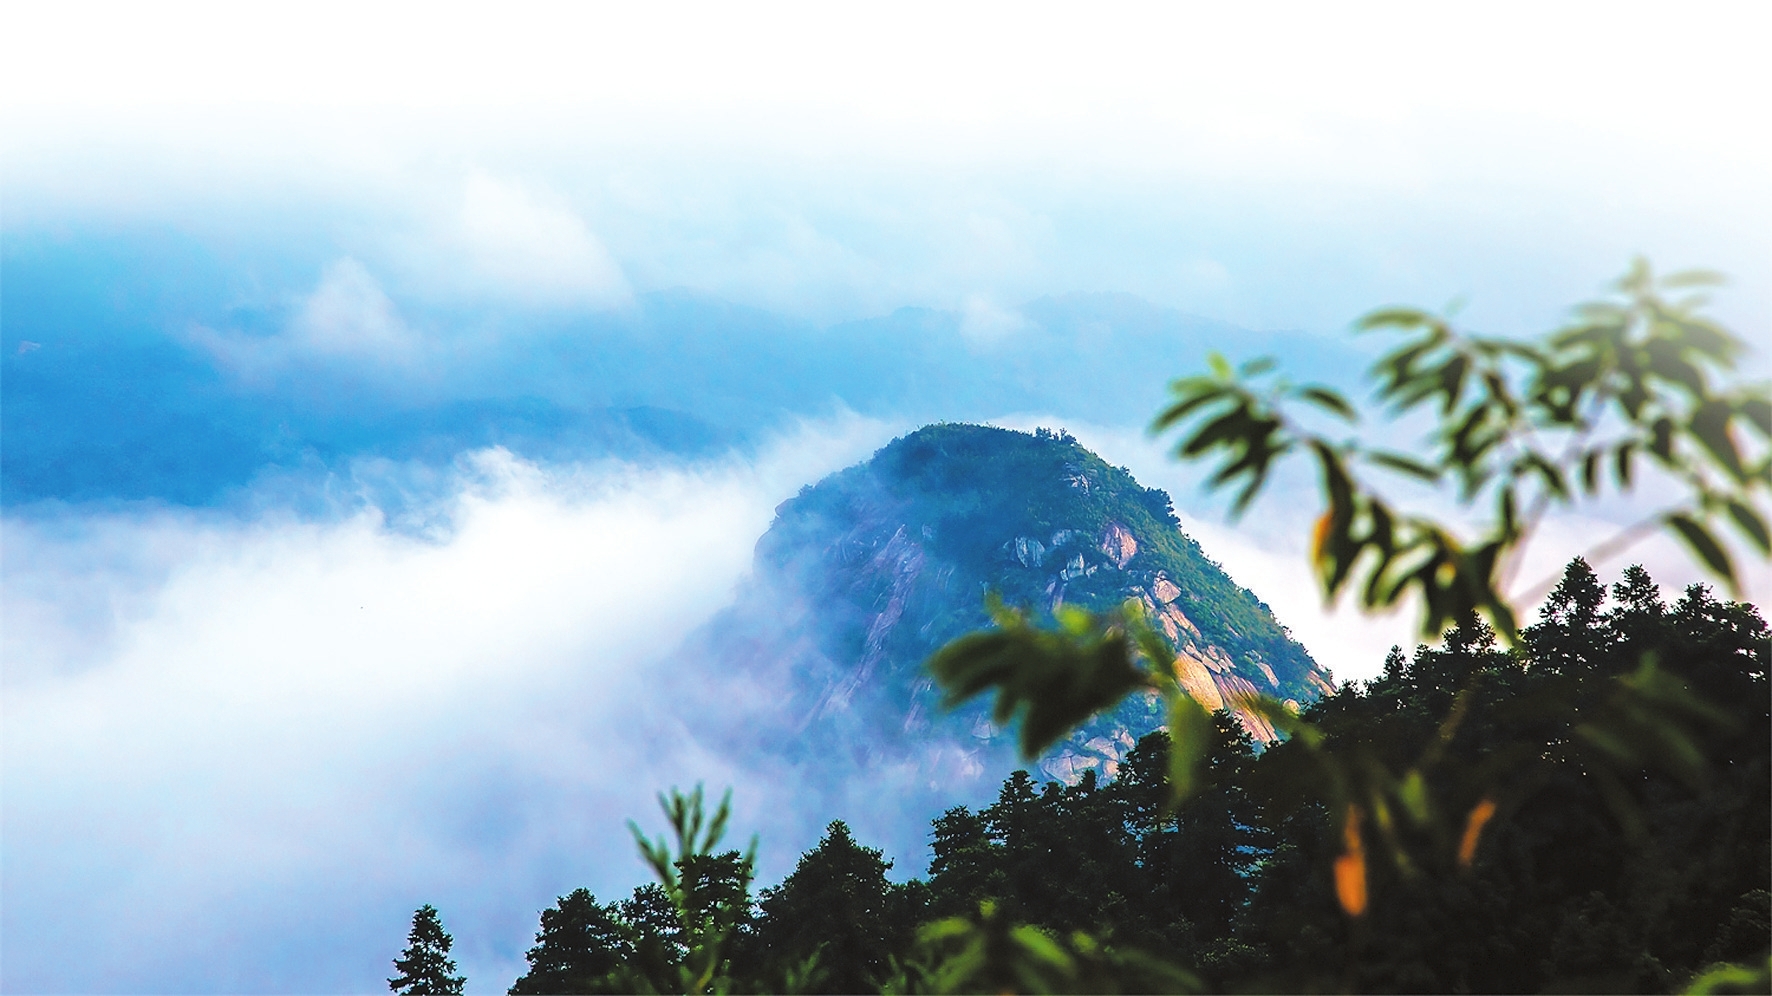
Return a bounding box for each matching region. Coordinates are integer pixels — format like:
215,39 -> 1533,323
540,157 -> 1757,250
1357,306 -> 1436,331
1334,806 -> 1368,918
1661,268 -> 1725,288
1457,798 -> 1497,868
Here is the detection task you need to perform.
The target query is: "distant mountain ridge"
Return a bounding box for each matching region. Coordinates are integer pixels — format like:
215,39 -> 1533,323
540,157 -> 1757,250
2,228 -> 1364,506
691,423 -> 1332,788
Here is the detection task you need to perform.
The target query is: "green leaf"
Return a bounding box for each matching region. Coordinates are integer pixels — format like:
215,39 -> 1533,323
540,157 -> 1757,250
1665,513 -> 1737,590
1367,450 -> 1442,483
1438,355 -> 1471,414
1151,386 -> 1229,431
1614,441 -> 1636,489
1726,500 -> 1770,555
1179,408 -> 1252,457
917,917 -> 974,945
1661,267 -> 1725,289
925,600 -> 1153,759
1357,306 -> 1437,331
1054,603 -> 1092,635
1688,399 -> 1746,480
1625,656 -> 1741,729
1514,450 -> 1569,500
1374,340 -> 1437,388
1164,691 -> 1213,810
1683,959 -> 1772,995
1296,385 -> 1357,421
1651,417 -> 1676,461
1590,766 -> 1647,843
1008,924 -> 1073,971
1397,769 -> 1431,825
1574,721 -> 1639,765
1616,255 -> 1652,294
1742,398 -> 1771,436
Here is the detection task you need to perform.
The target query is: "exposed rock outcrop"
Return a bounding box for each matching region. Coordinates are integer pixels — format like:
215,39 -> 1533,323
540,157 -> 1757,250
1172,652 -> 1225,711
1151,575 -> 1183,603
1100,521 -> 1138,568
1005,535 -> 1048,568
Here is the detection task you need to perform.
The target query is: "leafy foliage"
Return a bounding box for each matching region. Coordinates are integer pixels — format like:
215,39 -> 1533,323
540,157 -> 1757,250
618,786 -> 759,994
924,564 -> 1765,990
906,261 -> 1768,988
1234,568 -> 1769,991
926,596 -> 1156,758
1153,260 -> 1769,641
888,898 -> 1202,995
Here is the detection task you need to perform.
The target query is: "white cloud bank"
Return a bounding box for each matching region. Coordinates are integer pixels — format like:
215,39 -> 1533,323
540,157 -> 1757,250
1,418 -> 895,994
958,293 -> 1030,345
186,257 -> 427,381
186,174 -> 636,377
452,173 -> 632,308
293,257 -> 423,359
379,172 -> 633,310
187,173 -> 634,381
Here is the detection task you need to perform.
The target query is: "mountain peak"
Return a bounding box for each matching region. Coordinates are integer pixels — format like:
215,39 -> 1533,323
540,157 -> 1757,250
699,423 -> 1330,790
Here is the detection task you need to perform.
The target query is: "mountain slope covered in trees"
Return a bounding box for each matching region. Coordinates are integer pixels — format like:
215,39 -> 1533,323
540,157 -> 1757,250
685,423 -> 1332,792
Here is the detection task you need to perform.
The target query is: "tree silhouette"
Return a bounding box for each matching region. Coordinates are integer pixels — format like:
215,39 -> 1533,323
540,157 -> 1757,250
389,904 -> 465,996
754,820 -> 921,992
507,889 -> 627,995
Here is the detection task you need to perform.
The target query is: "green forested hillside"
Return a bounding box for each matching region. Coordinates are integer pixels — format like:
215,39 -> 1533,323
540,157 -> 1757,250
504,561 -> 1768,993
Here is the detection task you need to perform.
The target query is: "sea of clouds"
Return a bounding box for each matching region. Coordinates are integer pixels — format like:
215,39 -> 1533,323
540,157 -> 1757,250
2,419 -> 911,992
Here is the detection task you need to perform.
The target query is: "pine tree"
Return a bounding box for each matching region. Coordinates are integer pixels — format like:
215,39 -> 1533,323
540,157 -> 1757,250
754,820 -> 919,993
925,806 -> 1001,918
508,889 -> 628,995
389,904 -> 466,996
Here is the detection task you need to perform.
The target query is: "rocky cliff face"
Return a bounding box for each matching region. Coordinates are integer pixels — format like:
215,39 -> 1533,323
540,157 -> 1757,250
688,423 -> 1332,787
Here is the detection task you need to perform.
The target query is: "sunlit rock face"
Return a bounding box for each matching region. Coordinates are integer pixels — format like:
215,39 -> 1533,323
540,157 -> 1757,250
686,423 -> 1332,787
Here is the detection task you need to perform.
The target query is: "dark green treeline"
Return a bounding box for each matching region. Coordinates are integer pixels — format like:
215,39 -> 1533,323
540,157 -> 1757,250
505,562 -> 1769,993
